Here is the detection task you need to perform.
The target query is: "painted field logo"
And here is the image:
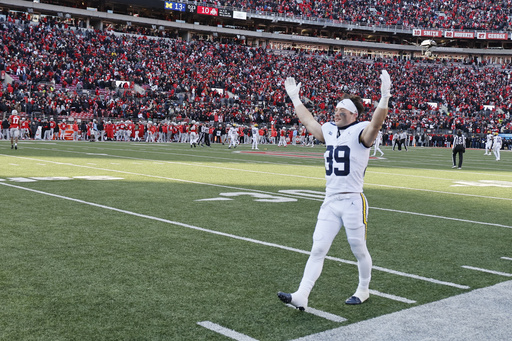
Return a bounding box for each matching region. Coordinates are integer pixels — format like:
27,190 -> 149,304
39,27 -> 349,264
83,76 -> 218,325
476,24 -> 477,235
196,189 -> 326,203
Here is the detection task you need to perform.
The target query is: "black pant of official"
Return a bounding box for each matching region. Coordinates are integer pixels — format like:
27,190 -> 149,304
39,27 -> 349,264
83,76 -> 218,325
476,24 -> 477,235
199,132 -> 210,146
452,145 -> 465,168
400,139 -> 408,151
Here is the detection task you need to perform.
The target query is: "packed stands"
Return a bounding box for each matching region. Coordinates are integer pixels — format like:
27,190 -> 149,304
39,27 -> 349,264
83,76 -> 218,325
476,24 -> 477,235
0,8 -> 511,139
209,0 -> 512,31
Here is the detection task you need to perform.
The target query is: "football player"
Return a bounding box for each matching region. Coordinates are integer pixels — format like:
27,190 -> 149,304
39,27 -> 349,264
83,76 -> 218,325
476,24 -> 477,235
251,124 -> 259,150
493,132 -> 502,161
9,109 -> 21,149
484,131 -> 493,155
278,70 -> 391,310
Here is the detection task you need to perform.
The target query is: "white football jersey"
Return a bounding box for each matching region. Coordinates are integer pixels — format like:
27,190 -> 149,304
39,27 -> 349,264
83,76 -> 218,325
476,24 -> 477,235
494,136 -> 502,148
321,121 -> 370,195
375,130 -> 383,144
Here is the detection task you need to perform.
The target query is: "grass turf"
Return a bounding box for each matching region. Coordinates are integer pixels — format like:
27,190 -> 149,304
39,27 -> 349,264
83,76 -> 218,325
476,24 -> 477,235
1,140 -> 511,340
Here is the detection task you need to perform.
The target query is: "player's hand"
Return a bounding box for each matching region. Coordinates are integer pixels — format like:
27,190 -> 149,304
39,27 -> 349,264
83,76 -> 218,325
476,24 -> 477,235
380,70 -> 391,98
285,77 -> 301,101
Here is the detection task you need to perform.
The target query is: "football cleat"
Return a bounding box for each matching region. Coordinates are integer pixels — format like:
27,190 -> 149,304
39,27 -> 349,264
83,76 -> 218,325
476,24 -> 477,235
277,292 -> 305,311
345,295 -> 369,305
346,289 -> 369,305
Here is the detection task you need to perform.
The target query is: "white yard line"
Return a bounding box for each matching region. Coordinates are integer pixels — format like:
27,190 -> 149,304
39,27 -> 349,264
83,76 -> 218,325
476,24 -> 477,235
372,207 -> 512,229
369,290 -> 416,304
197,321 -> 259,341
461,266 -> 512,277
285,305 -> 347,323
0,181 -> 470,291
364,183 -> 512,201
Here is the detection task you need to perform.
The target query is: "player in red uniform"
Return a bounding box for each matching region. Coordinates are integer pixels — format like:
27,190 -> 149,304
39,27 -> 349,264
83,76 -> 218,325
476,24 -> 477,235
189,121 -> 199,147
49,118 -> 57,140
72,121 -> 79,141
138,122 -> 145,141
59,120 -> 67,140
9,109 -> 21,149
20,117 -> 30,140
278,127 -> 287,147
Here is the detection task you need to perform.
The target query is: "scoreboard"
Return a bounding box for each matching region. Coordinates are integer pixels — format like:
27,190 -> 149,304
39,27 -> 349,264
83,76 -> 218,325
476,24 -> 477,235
164,2 -> 235,18
164,2 -> 186,12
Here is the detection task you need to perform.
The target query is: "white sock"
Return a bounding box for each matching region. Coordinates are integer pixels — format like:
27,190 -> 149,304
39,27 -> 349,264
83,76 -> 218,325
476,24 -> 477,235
290,292 -> 308,309
353,277 -> 371,302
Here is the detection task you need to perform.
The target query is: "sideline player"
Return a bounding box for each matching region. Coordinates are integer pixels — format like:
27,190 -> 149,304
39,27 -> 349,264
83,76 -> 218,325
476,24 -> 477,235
189,120 -> 199,148
59,120 -> 67,140
20,117 -> 30,139
484,131 -> 493,155
493,132 -> 502,161
277,127 -> 287,147
251,123 -> 259,150
9,109 -> 21,149
277,70 -> 391,309
227,124 -> 238,149
372,130 -> 384,157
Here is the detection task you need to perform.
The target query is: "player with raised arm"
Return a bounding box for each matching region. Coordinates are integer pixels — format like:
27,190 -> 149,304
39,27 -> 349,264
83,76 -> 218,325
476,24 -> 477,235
277,70 -> 391,310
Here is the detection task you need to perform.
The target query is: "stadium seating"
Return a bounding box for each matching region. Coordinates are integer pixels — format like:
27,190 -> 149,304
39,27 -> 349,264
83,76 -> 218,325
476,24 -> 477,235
0,9 -> 510,136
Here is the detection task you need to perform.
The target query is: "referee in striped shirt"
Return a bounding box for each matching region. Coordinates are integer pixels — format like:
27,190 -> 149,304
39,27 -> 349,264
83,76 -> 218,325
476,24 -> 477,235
452,130 -> 466,169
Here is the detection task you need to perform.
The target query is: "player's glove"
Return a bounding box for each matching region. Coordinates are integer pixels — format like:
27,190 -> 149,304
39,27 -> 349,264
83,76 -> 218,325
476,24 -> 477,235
378,70 -> 391,109
285,77 -> 303,107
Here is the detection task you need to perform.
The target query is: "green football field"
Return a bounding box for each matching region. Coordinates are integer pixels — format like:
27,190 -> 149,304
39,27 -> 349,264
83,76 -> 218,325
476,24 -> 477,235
1,140 -> 511,340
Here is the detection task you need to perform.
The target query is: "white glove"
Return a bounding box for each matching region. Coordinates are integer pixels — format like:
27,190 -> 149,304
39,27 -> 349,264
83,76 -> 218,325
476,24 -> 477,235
285,77 -> 303,107
378,70 -> 392,108
380,70 -> 391,98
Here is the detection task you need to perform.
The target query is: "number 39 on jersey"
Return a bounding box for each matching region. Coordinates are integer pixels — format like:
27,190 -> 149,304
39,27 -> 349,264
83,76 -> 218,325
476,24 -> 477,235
325,145 -> 350,176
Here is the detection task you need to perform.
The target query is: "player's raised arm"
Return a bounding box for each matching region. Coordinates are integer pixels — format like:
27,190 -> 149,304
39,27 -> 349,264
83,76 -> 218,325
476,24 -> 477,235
360,70 -> 392,147
284,77 -> 324,142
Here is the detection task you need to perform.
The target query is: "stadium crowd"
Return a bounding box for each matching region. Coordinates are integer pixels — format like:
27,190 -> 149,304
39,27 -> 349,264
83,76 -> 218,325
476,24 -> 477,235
204,0 -> 512,31
1,10 -> 511,144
